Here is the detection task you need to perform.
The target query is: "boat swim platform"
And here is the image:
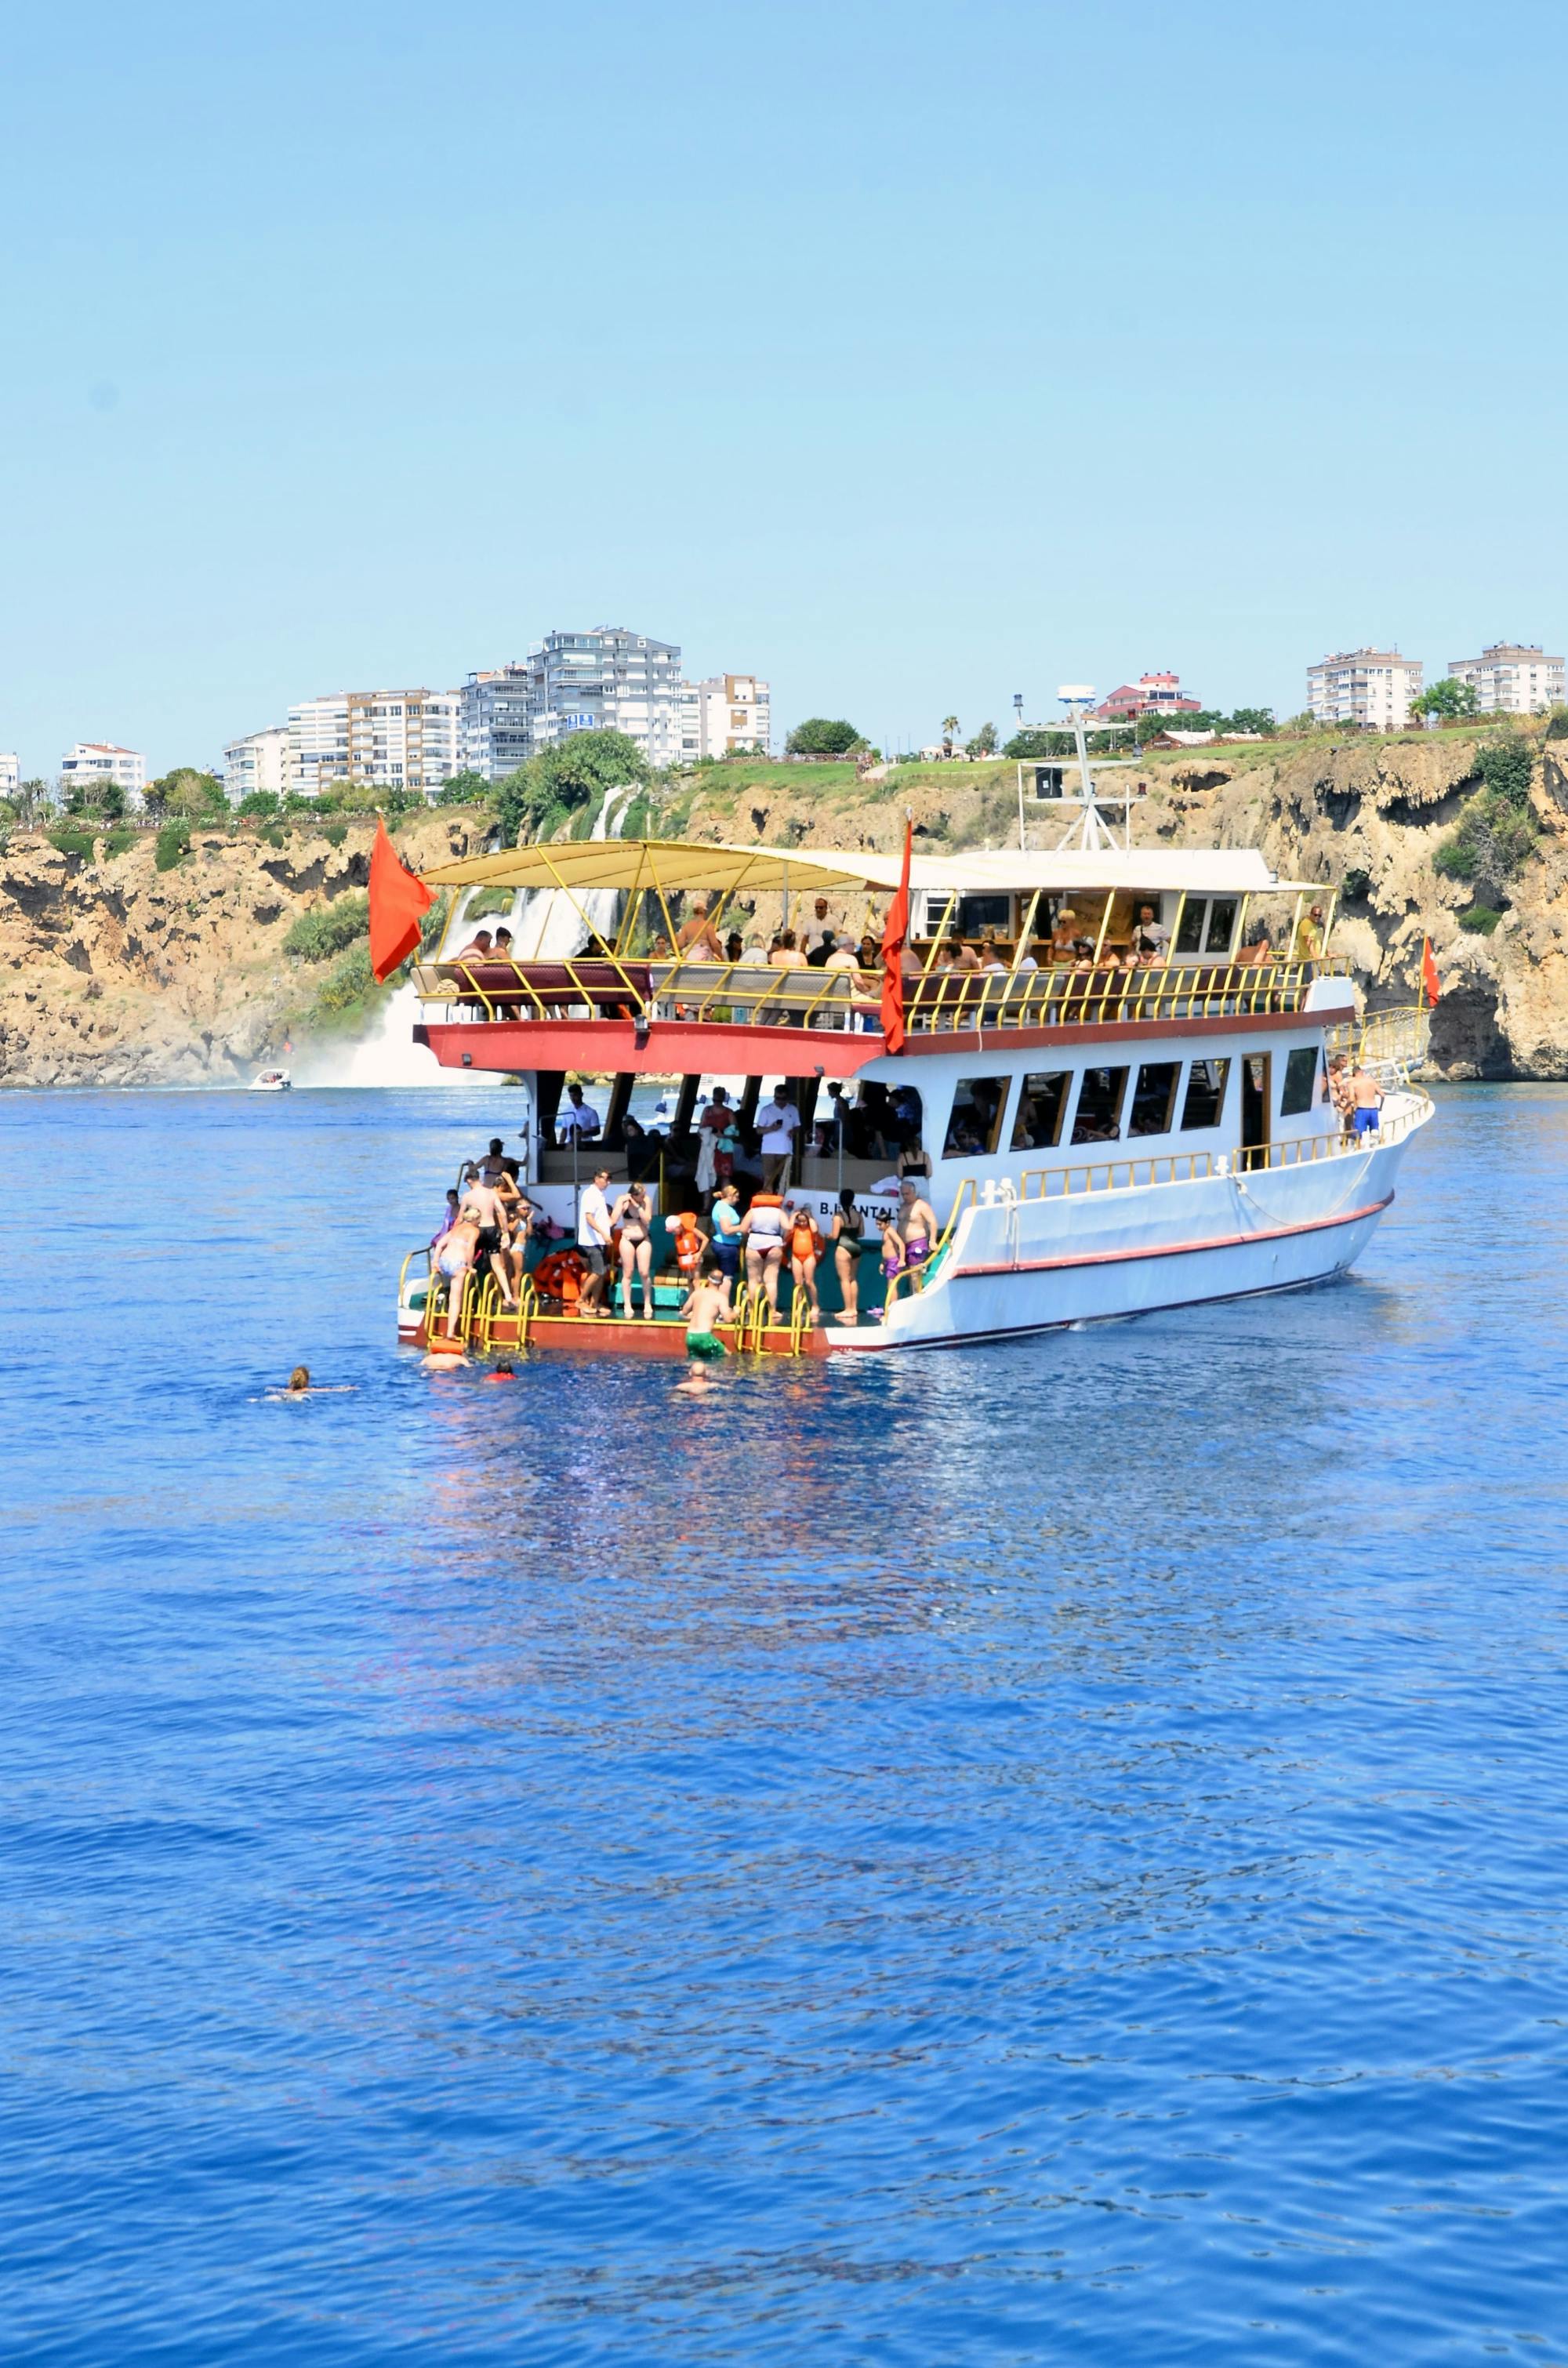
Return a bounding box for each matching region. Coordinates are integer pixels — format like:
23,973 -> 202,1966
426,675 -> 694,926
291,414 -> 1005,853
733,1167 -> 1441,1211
411,1285 -> 836,1361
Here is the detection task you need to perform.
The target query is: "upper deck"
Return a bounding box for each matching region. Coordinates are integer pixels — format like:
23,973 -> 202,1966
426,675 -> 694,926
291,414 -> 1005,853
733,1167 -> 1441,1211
411,834 -> 1350,1075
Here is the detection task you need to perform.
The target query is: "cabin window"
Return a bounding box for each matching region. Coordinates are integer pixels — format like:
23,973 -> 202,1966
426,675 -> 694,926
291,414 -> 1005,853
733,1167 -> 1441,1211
1173,896 -> 1241,956
942,1076 -> 1011,1157
1070,1066 -> 1128,1144
954,894 -> 1011,938
1011,1070 -> 1070,1151
1128,1062 -> 1180,1137
1180,1058 -> 1230,1128
1204,898 -> 1239,953
1279,1045 -> 1321,1117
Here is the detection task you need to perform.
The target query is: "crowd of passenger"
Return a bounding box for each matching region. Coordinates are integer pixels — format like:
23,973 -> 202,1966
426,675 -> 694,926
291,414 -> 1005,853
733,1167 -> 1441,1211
428,1087 -> 940,1342
436,894 -> 1303,1037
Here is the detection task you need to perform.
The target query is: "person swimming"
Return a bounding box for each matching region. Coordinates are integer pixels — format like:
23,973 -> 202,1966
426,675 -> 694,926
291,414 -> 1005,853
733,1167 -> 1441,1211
262,1366 -> 355,1400
485,1359 -> 517,1382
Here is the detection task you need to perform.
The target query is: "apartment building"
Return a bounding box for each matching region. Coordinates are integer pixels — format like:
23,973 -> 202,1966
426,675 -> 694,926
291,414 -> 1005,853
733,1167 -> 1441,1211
345,689 -> 460,797
524,628 -> 684,769
1093,672 -> 1202,723
0,753 -> 18,797
60,742 -> 146,799
222,725 -> 290,802
681,674 -> 771,760
287,695 -> 350,797
1447,642 -> 1565,714
460,665 -> 533,782
1306,648 -> 1423,730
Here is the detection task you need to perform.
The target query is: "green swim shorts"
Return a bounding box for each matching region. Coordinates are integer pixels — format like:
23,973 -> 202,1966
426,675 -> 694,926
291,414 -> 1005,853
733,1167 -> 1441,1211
685,1331 -> 727,1361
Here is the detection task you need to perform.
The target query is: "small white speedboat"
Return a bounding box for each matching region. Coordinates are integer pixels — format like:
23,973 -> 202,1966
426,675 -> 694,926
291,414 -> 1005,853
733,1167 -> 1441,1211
250,1068 -> 292,1093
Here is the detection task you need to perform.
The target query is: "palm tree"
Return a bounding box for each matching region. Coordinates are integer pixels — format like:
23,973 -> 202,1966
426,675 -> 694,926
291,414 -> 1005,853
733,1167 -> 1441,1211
941,714 -> 960,758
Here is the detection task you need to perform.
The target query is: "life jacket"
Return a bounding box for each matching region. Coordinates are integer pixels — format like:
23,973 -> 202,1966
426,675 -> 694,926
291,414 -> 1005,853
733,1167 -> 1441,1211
673,1214 -> 702,1273
534,1248 -> 589,1303
789,1214 -> 822,1260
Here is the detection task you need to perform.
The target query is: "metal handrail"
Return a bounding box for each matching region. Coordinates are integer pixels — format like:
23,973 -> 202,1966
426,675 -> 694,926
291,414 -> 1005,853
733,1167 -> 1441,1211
414,950 -> 1354,1038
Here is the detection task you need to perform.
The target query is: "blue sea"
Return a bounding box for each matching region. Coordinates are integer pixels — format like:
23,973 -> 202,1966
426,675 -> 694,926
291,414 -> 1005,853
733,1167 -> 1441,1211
4,1084 -> 1567,2364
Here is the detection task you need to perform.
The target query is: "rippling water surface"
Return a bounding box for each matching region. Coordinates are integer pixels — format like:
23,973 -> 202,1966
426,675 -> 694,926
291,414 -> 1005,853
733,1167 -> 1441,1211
4,1085 -> 1568,2364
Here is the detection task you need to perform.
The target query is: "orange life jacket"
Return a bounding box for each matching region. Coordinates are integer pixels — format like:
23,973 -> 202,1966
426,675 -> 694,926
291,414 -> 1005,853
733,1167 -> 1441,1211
534,1248 -> 589,1303
673,1215 -> 702,1273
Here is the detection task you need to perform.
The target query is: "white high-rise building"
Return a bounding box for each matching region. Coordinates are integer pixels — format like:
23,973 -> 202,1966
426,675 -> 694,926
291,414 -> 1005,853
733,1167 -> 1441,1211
288,688 -> 462,799
223,725 -> 290,803
1447,643 -> 1565,714
345,689 -> 460,797
60,742 -> 146,800
524,628 -> 684,768
288,695 -> 351,797
460,665 -> 533,781
1306,648 -> 1423,731
0,753 -> 18,797
681,674 -> 771,760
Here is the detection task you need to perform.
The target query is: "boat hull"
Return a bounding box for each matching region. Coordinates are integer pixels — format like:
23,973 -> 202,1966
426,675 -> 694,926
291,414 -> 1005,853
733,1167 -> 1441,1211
826,1111 -> 1424,1353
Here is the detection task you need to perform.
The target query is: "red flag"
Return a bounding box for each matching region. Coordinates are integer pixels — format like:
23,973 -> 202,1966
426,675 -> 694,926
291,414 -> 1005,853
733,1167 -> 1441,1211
880,816 -> 913,1052
1421,935 -> 1440,1009
368,816 -> 434,982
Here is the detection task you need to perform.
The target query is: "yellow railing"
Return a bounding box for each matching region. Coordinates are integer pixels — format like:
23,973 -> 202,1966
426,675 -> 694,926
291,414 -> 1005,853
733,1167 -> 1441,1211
1018,1149 -> 1218,1199
416,951 -> 1352,1039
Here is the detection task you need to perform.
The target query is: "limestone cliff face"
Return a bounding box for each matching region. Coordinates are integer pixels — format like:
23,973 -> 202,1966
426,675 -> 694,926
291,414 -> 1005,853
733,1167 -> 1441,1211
3,733 -> 1565,1086
666,732 -> 1568,1081
0,812 -> 474,1088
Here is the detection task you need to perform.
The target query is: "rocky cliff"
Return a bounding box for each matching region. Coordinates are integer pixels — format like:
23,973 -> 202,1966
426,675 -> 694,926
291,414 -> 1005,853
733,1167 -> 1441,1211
0,810 -> 475,1088
4,730 -> 1566,1086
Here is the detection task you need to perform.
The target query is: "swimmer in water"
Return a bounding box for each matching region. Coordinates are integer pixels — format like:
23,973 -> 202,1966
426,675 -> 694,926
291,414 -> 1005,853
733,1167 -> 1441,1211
485,1360 -> 517,1383
261,1364 -> 355,1400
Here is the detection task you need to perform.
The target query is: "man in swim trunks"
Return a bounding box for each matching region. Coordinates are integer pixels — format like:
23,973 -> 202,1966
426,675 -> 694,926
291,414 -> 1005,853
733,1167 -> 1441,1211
896,1180 -> 938,1290
1348,1062 -> 1384,1136
576,1168 -> 614,1316
433,1211 -> 482,1335
680,1266 -> 728,1360
459,1168 -> 517,1309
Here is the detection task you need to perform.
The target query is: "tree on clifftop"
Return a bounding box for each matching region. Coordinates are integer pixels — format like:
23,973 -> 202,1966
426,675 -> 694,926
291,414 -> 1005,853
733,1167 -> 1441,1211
1412,678 -> 1480,721
495,728 -> 649,844
145,768 -> 227,820
784,717 -> 862,757
968,721 -> 998,755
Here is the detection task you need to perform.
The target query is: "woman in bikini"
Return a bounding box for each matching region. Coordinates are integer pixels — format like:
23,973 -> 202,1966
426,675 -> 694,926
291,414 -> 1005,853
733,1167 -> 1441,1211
831,1188 -> 866,1325
610,1182 -> 655,1319
739,1193 -> 787,1317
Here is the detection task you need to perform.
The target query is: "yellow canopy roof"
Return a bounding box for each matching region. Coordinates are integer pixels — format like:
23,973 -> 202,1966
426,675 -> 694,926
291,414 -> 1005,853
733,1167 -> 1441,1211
419,835 -> 1312,901
419,837 -> 882,899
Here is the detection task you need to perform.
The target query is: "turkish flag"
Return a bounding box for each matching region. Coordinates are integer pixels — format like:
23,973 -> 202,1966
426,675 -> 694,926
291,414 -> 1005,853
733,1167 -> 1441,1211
1421,935 -> 1440,1009
368,816 -> 434,982
880,817 -> 913,1052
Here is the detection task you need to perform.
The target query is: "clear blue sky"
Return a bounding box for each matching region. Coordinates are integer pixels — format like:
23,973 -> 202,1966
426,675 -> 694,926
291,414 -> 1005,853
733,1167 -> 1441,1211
3,0 -> 1565,777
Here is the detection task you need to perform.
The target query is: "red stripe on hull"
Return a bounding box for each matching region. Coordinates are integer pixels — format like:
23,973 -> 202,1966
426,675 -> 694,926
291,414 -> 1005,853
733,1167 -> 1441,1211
952,1192 -> 1393,1277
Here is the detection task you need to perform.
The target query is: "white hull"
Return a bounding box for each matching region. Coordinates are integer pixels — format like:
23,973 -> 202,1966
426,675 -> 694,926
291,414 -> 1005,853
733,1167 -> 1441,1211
826,1095 -> 1429,1353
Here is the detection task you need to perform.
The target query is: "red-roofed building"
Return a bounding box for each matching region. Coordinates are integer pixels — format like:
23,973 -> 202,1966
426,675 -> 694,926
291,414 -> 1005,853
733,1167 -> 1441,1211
1093,673 -> 1203,723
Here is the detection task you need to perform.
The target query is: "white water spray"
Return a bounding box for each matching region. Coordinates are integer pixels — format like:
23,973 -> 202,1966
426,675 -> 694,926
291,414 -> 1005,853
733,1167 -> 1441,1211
320,780 -> 641,1087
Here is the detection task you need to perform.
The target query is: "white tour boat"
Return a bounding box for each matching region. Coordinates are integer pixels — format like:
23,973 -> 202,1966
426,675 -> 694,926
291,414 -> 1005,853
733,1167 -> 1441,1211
394,759 -> 1431,1359
250,1067 -> 292,1093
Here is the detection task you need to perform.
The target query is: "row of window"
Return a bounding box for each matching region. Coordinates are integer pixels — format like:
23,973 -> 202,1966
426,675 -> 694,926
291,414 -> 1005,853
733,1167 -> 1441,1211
941,1047 -> 1323,1159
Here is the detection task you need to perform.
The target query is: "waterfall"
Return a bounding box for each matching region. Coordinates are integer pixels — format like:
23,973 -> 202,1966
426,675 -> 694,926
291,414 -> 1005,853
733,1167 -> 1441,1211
314,781 -> 640,1087
506,780 -> 640,957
